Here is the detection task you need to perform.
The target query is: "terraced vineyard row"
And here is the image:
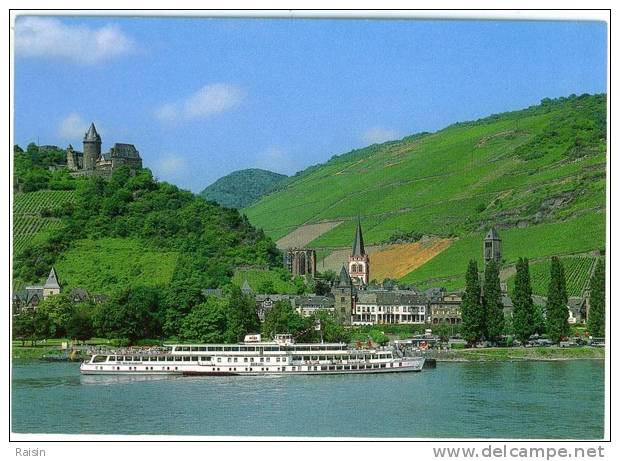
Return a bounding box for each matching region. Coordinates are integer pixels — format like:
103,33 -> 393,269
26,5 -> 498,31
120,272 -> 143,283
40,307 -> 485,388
12,216 -> 64,254
13,190 -> 76,215
13,190 -> 76,255
507,256 -> 597,297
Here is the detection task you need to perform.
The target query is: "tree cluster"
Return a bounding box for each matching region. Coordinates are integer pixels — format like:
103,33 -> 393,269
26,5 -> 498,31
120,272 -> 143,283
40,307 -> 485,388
460,260 -> 504,345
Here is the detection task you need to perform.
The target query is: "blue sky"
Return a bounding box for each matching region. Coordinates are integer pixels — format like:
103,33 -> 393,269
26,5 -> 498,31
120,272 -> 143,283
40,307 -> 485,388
14,16 -> 607,192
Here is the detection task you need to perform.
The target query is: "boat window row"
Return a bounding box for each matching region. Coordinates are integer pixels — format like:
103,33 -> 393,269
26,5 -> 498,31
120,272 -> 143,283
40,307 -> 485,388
105,355 -> 293,363
295,353 -> 391,361
172,345 -> 282,352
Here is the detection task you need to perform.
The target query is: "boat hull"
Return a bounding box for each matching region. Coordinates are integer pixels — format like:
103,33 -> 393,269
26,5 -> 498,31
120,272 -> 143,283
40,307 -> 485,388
80,359 -> 425,376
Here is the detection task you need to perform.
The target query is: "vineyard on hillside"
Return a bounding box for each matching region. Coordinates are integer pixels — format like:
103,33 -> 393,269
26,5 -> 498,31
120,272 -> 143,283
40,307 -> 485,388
12,190 -> 77,254
507,256 -> 597,297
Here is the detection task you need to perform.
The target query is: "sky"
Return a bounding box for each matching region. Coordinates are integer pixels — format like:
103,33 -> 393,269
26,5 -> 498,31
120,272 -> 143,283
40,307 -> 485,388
13,16 -> 607,193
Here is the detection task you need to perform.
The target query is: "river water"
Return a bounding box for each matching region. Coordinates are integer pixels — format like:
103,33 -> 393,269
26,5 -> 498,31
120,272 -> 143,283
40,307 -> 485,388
11,360 -> 604,438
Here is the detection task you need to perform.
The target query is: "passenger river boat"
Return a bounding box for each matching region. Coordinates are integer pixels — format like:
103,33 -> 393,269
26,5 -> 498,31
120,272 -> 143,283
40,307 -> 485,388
80,334 -> 425,376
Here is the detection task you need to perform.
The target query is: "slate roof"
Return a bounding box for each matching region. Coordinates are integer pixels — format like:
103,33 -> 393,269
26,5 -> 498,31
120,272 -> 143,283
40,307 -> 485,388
201,288 -> 224,298
70,287 -> 90,301
485,227 -> 501,241
83,123 -> 101,142
352,218 -> 366,257
44,267 -> 60,289
110,143 -> 140,159
293,296 -> 334,309
357,290 -> 428,306
255,294 -> 292,302
337,265 -> 351,287
15,287 -> 44,305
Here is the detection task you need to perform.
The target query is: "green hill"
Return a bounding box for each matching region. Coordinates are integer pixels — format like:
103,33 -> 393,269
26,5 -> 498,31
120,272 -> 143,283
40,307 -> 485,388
199,168 -> 287,209
13,167 -> 280,297
245,94 -> 606,291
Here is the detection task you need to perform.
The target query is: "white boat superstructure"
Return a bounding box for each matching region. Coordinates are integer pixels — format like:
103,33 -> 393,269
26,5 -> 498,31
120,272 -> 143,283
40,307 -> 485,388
80,334 -> 425,376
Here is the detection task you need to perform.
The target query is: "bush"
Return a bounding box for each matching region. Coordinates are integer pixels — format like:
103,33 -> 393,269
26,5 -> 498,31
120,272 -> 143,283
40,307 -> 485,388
451,343 -> 466,350
135,339 -> 164,346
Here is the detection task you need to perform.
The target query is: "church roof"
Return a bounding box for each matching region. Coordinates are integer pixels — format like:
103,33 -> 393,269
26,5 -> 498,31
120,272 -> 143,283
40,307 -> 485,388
485,227 -> 500,241
83,123 -> 101,143
44,267 -> 60,289
352,218 -> 366,256
337,265 -> 351,287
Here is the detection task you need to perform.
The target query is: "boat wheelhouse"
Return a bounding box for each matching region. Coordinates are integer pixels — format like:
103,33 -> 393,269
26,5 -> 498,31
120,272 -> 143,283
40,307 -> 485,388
80,334 -> 425,376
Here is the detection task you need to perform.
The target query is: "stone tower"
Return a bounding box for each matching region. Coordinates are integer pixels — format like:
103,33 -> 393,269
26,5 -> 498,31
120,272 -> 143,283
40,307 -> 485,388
332,265 -> 355,325
484,227 -> 502,266
66,144 -> 77,171
348,218 -> 369,285
82,123 -> 102,170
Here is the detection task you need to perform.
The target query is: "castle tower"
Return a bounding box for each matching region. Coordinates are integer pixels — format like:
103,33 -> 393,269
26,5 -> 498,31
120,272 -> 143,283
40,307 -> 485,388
348,218 -> 369,285
332,265 -> 355,325
66,144 -> 77,171
83,123 -> 102,170
42,267 -> 61,299
484,227 -> 502,266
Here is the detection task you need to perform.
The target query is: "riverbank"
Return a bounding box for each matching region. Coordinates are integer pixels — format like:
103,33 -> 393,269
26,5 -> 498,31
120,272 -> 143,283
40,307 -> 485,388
432,346 -> 605,362
12,338 -> 109,361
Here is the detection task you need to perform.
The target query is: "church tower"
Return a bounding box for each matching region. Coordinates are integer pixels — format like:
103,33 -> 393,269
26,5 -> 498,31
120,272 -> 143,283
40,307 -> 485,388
348,218 -> 369,285
484,227 -> 502,266
83,123 -> 102,170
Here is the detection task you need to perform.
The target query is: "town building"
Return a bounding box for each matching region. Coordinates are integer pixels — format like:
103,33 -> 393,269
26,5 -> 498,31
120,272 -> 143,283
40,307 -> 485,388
428,289 -> 463,325
12,268 -> 60,313
292,295 -> 335,317
255,294 -> 295,322
66,123 -> 142,178
353,290 -> 428,325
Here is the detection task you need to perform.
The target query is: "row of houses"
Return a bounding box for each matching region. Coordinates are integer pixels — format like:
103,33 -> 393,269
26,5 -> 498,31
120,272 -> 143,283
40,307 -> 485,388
241,276 -> 587,326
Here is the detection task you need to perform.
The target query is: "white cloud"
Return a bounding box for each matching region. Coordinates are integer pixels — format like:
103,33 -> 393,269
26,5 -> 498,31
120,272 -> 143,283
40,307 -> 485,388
154,153 -> 188,178
15,17 -> 135,65
155,84 -> 244,122
362,127 -> 400,145
57,113 -> 88,140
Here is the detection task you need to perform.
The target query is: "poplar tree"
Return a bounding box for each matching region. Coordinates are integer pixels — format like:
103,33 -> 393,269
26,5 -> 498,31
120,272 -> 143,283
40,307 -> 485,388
483,259 -> 504,344
546,256 -> 569,343
587,258 -> 605,338
512,258 -> 535,345
461,260 -> 484,346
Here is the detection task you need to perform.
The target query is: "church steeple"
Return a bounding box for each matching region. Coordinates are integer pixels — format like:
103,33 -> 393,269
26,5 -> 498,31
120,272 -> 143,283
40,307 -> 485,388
352,217 -> 366,257
348,217 -> 369,286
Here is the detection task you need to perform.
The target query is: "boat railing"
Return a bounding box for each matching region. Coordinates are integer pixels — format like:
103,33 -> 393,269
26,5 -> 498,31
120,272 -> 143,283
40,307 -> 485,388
86,346 -> 170,357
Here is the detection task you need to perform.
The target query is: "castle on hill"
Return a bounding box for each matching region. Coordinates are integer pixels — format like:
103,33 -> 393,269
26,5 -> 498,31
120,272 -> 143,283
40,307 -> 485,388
66,123 -> 142,177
